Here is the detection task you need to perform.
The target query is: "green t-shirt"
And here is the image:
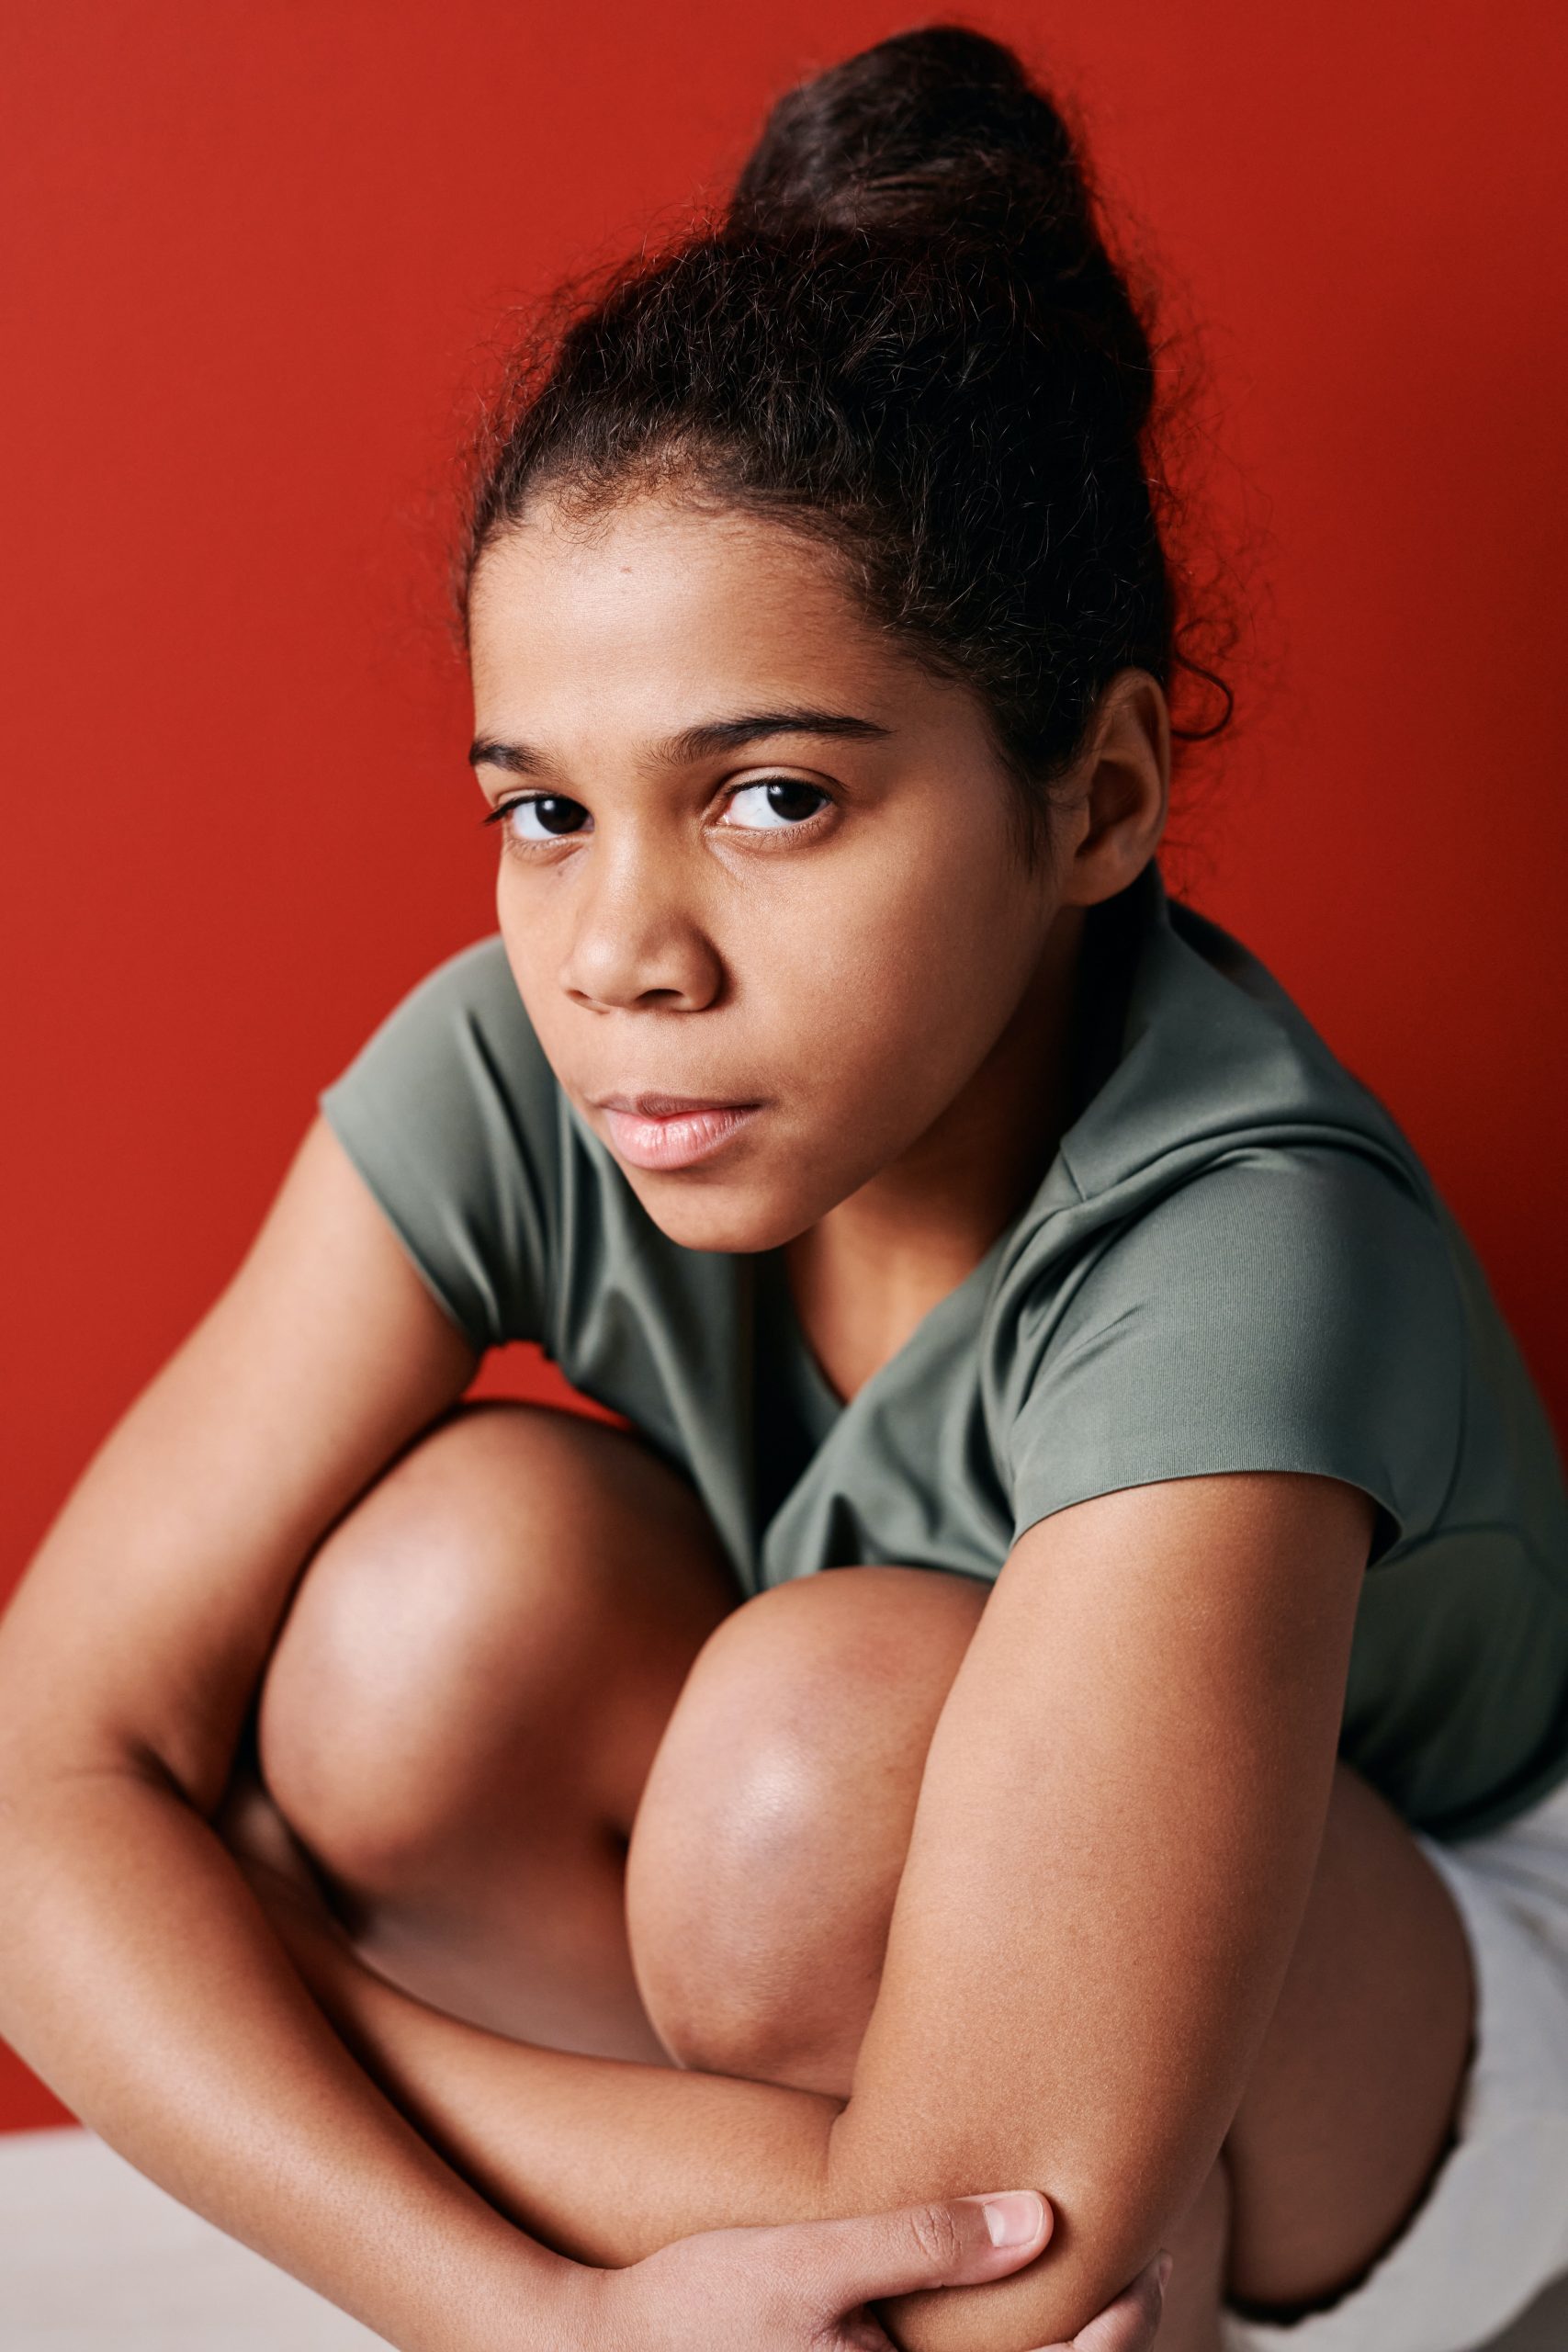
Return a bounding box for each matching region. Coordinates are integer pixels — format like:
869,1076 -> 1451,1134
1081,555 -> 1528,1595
320,864 -> 1568,1840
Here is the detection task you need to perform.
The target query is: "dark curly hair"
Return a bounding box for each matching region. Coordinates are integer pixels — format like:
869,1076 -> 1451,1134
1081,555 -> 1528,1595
462,26 -> 1231,826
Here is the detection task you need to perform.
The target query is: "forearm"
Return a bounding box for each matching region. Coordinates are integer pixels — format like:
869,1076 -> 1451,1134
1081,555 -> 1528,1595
0,1769 -> 594,2352
288,1923 -> 1147,2352
283,1909 -> 843,2265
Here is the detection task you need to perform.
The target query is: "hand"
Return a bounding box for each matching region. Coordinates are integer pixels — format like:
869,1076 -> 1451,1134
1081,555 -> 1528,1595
591,2188 -> 1169,2351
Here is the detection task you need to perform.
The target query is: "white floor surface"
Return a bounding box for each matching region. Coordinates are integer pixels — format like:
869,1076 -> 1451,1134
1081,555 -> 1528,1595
3,2126 -> 1567,2349
0,2129 -> 387,2348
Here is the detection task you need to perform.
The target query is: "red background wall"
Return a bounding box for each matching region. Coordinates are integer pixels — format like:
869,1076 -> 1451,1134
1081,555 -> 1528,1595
4,2 -> 1566,2132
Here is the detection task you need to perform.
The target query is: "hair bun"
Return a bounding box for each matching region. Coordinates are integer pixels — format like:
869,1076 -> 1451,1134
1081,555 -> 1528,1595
729,26 -> 1098,274
467,26 -> 1224,796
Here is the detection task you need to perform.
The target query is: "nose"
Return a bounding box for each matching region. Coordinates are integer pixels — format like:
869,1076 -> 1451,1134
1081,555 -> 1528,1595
558,838 -> 724,1014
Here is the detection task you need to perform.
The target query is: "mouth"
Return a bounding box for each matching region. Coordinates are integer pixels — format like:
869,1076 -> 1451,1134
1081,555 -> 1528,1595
590,1092 -> 764,1173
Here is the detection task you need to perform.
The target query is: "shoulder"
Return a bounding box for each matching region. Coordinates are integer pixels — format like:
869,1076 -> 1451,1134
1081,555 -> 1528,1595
1001,1137 -> 1461,1407
994,1144 -> 1463,1561
328,934 -> 555,1099
1006,876 -> 1457,1342
1058,880 -> 1432,1209
987,880 -> 1470,1551
316,939 -> 566,1352
321,936 -> 564,1172
1064,1141 -> 1458,1363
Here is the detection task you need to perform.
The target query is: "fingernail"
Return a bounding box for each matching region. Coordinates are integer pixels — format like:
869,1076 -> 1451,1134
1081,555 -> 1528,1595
974,2190 -> 1046,2247
1156,2251 -> 1174,2292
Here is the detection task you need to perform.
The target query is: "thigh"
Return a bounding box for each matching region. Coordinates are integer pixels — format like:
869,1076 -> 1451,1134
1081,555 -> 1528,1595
1223,1764 -> 1474,2314
253,1400 -> 740,2049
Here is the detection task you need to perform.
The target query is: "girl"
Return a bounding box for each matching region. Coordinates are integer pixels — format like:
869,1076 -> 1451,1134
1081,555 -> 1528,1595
3,25 -> 1566,2352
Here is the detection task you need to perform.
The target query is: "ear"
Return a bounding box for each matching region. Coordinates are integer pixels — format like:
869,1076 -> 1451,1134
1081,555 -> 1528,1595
1053,669 -> 1170,906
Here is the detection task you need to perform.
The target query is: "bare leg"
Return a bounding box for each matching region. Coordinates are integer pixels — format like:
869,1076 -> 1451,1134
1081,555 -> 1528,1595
625,1568 -> 1473,2346
241,1435 -> 1472,2346
624,1565 -> 992,2094
251,1401 -> 739,2057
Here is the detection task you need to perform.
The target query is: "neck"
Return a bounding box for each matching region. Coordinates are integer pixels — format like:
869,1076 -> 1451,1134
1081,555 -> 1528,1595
785,908 -> 1087,1400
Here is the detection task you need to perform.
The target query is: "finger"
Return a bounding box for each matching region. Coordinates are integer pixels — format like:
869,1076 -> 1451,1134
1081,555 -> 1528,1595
786,2188 -> 1053,2312
1028,2250 -> 1171,2352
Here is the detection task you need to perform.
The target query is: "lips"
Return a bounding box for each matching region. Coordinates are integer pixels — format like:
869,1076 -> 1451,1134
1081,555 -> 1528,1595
592,1093 -> 762,1172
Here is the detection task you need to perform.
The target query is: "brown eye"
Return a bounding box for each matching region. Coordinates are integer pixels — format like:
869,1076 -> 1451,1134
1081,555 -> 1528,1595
506,795 -> 591,840
724,779 -> 831,831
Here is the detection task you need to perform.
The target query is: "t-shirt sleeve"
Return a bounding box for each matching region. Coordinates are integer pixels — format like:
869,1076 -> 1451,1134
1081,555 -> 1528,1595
317,939 -> 558,1354
1004,1146 -> 1464,1563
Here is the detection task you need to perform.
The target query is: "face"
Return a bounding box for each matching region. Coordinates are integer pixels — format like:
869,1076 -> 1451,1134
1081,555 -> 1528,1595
467,495 -> 1122,1254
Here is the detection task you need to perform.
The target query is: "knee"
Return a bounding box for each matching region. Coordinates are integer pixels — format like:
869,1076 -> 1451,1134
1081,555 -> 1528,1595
255,1403 -> 685,1904
626,1566 -> 986,2086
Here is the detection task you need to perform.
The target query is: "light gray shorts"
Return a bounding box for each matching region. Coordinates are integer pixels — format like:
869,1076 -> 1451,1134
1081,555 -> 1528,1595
1224,1770 -> 1568,2352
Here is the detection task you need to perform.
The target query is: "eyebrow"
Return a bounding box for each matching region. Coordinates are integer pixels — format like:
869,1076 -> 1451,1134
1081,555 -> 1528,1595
468,707 -> 893,777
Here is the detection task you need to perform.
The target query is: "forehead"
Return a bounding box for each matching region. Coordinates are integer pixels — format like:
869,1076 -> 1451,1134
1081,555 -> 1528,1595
467,496 -> 908,738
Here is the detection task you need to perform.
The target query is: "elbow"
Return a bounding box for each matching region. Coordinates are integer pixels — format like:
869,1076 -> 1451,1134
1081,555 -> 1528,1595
826,2124 -> 1201,2352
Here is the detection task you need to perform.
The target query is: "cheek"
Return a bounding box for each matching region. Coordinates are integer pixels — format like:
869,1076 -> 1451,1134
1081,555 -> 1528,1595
496,894 -> 573,1053
740,842 -> 1036,1070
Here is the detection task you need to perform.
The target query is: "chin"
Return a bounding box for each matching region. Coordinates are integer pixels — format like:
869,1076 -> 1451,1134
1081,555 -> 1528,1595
622,1170 -> 817,1256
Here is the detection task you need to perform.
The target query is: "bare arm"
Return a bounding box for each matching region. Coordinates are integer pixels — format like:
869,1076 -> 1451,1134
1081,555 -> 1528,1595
0,1114 -> 1177,2352
233,1472 -> 1371,2352
0,1120 -> 592,2350
825,1472 -> 1374,2348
